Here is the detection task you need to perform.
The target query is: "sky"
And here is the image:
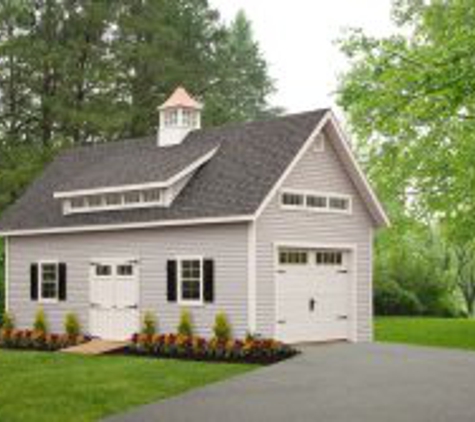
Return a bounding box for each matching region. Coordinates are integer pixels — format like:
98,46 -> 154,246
210,0 -> 395,114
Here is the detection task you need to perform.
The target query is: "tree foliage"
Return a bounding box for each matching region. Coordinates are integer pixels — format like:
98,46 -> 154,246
0,0 -> 276,215
338,0 -> 475,316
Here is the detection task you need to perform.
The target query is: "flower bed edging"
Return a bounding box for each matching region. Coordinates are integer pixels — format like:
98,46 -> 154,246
0,329 -> 90,352
127,333 -> 299,365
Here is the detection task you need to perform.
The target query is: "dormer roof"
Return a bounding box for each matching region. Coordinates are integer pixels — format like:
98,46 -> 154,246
158,86 -> 203,110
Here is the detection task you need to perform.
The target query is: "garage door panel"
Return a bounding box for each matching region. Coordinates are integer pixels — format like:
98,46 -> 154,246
276,248 -> 352,343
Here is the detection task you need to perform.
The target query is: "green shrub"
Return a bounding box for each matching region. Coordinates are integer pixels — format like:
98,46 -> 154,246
177,309 -> 193,337
213,312 -> 232,341
374,279 -> 423,316
64,313 -> 81,337
1,311 -> 14,331
33,308 -> 48,334
141,311 -> 157,336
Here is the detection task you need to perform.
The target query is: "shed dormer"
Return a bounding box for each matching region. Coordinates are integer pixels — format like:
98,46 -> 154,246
158,86 -> 203,147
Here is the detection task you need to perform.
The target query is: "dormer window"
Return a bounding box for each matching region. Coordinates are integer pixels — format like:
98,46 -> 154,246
143,188 -> 161,202
55,146 -> 218,216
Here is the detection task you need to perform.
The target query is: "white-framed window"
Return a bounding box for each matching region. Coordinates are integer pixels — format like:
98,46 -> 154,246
306,194 -> 327,209
105,193 -> 122,206
329,196 -> 350,211
281,192 -> 305,208
70,197 -> 85,209
39,261 -> 59,303
164,109 -> 179,127
62,187 -> 166,215
143,188 -> 161,203
86,195 -> 102,208
182,109 -> 197,127
124,191 -> 141,204
279,249 -> 308,265
117,264 -> 134,276
316,251 -> 343,266
96,264 -> 112,276
281,189 -> 352,214
178,257 -> 203,305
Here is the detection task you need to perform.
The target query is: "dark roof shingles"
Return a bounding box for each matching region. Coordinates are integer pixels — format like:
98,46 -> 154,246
0,110 -> 328,231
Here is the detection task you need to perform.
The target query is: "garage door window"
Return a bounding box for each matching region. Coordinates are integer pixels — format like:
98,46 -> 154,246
279,250 -> 308,265
316,251 -> 343,265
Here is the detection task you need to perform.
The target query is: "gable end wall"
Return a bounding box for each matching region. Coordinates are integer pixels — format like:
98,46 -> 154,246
255,127 -> 375,341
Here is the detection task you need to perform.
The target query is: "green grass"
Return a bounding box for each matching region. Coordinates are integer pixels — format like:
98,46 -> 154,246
375,317 -> 475,351
0,350 -> 254,422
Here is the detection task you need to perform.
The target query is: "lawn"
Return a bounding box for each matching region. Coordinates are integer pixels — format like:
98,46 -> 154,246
375,317 -> 475,351
0,350 -> 254,422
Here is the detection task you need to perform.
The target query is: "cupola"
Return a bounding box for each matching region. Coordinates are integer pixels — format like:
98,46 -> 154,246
157,86 -> 203,147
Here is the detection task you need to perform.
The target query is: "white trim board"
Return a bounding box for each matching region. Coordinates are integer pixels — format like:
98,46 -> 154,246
247,221 -> 257,333
0,215 -> 254,237
4,237 -> 9,311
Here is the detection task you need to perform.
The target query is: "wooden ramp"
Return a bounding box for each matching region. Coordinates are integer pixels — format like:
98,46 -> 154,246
61,339 -> 127,356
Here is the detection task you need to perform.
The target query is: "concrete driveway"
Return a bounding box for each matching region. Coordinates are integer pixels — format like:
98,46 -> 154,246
105,343 -> 475,422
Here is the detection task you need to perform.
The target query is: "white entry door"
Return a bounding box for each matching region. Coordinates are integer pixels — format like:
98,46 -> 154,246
276,248 -> 352,343
89,259 -> 140,340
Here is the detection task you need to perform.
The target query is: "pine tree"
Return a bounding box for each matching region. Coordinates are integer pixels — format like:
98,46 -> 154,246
205,10 -> 276,125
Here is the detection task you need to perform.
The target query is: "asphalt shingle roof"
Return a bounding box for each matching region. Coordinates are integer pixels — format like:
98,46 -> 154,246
0,109 -> 328,232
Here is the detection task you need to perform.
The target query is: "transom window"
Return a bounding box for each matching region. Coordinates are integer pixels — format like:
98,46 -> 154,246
329,197 -> 350,211
40,262 -> 58,301
307,195 -> 327,209
316,251 -> 343,266
124,191 -> 141,204
281,192 -> 304,207
279,250 -> 308,265
281,190 -> 351,213
179,259 -> 203,303
143,188 -> 161,203
64,186 -> 166,214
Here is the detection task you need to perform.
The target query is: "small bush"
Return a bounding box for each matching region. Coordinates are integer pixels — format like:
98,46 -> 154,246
141,311 -> 157,336
64,313 -> 81,337
374,280 -> 423,316
33,308 -> 48,334
177,309 -> 193,337
1,311 -> 14,331
213,312 -> 232,342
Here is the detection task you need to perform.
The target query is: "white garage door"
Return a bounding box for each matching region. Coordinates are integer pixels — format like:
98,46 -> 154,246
89,259 -> 140,341
276,248 -> 352,343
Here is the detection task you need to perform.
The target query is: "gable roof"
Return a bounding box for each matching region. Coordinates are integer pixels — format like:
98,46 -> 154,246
0,109 -> 389,236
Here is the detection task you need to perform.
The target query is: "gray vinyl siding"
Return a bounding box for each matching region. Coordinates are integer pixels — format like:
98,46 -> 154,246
8,223 -> 248,338
255,131 -> 375,341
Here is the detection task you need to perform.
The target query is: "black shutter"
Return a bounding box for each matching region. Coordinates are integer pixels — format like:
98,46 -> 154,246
30,263 -> 39,301
203,259 -> 214,303
58,263 -> 67,301
167,260 -> 177,302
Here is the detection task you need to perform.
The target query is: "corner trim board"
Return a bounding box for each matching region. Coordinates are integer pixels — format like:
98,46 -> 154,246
4,237 -> 9,311
247,221 -> 257,333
